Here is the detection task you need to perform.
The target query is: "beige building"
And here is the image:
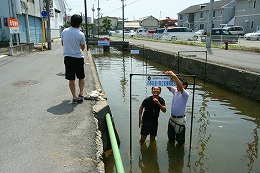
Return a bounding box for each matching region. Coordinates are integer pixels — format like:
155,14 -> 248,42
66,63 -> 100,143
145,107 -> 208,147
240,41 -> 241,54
138,15 -> 159,30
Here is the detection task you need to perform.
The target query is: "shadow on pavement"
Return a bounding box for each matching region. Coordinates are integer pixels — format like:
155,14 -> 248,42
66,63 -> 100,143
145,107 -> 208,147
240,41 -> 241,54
47,100 -> 78,115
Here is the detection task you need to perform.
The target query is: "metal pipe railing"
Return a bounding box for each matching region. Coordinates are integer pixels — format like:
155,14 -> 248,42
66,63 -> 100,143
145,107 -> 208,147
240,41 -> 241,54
106,113 -> 125,173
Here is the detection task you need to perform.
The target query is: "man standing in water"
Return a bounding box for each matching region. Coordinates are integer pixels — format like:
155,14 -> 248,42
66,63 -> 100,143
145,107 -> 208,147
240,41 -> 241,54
165,71 -> 189,144
139,86 -> 167,144
61,14 -> 86,104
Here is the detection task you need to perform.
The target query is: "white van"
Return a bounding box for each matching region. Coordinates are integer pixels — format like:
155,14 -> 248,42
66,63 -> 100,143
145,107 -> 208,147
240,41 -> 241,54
222,26 -> 244,36
161,27 -> 197,41
135,28 -> 148,37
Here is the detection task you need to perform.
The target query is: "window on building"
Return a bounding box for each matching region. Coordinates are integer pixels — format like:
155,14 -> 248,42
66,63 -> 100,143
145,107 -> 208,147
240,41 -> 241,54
250,20 -> 254,29
180,15 -> 183,20
0,17 -> 2,29
200,12 -> 204,18
213,11 -> 215,17
200,24 -> 204,29
253,0 -> 256,8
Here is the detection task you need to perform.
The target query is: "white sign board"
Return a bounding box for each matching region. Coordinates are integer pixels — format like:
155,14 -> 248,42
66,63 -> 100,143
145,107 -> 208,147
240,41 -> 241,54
130,49 -> 140,54
98,40 -> 110,46
147,76 -> 176,86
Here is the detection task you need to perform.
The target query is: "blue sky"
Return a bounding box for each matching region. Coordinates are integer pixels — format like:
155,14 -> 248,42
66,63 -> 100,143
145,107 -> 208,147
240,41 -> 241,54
64,0 -> 210,20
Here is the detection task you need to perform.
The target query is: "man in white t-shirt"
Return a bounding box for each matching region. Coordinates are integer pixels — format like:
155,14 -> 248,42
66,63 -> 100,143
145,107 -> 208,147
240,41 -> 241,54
165,71 -> 189,144
61,14 -> 86,104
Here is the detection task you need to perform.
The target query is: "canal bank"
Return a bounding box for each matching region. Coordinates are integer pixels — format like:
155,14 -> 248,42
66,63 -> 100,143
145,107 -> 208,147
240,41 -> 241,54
125,40 -> 260,102
92,46 -> 260,173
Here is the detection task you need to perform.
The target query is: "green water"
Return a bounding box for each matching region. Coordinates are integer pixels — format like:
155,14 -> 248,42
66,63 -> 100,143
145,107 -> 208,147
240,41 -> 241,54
92,47 -> 260,173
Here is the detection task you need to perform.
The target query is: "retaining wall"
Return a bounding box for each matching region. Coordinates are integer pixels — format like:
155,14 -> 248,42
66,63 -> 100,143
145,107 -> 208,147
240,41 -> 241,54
131,45 -> 260,102
8,43 -> 34,56
87,50 -> 121,153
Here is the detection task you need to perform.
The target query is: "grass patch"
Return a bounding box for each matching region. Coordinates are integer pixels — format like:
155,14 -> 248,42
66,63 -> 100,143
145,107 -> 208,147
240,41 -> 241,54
109,36 -> 260,53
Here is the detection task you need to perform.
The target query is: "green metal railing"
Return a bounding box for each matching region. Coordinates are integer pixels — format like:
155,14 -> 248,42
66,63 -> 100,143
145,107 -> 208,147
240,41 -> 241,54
106,113 -> 125,173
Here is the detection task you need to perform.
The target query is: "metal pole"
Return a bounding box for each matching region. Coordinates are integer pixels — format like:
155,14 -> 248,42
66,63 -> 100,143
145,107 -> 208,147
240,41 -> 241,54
46,0 -> 51,50
206,0 -> 214,48
177,52 -> 180,74
159,11 -> 161,28
189,76 -> 196,151
84,0 -> 89,50
121,0 -> 125,42
97,0 -> 100,38
41,19 -> 46,51
92,4 -> 95,37
129,74 -> 133,159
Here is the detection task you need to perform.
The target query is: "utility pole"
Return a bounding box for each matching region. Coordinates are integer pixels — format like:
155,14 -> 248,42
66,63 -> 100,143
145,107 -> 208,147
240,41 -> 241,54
206,0 -> 214,48
97,0 -> 100,38
46,0 -> 51,50
122,0 -> 125,41
84,0 -> 89,50
159,11 -> 161,28
92,4 -> 95,37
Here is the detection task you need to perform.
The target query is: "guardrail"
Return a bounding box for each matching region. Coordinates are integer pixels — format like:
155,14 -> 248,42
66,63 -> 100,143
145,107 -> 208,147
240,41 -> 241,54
106,113 -> 125,173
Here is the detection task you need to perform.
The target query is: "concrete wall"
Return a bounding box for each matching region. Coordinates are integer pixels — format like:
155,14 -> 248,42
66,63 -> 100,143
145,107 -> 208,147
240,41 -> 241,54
131,45 -> 260,102
8,43 -> 34,56
87,50 -> 121,153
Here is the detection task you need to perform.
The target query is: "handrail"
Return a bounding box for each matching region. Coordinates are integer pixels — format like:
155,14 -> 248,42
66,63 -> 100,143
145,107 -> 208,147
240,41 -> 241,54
106,113 -> 125,173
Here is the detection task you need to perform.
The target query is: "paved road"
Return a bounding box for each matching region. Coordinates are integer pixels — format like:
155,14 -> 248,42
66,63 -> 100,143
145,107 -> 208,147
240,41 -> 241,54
0,44 -> 103,173
112,38 -> 260,75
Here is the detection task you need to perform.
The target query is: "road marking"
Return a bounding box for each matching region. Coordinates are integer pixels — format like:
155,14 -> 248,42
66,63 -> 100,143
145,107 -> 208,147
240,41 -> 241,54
0,55 -> 8,59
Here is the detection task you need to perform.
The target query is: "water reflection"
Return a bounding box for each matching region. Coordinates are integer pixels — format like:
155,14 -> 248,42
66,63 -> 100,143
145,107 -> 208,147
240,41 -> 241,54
92,47 -> 260,173
138,141 -> 160,173
120,54 -> 127,100
167,141 -> 185,173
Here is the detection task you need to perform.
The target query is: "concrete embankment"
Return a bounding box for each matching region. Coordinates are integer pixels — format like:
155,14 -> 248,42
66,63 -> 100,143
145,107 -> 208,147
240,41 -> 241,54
86,50 -> 121,172
130,45 -> 260,102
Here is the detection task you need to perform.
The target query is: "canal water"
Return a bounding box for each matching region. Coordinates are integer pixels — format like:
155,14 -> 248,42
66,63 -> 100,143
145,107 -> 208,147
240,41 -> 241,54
92,47 -> 260,173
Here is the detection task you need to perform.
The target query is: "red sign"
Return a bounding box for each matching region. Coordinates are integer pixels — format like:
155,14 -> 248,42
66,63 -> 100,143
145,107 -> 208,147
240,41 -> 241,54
8,18 -> 19,34
8,18 -> 19,28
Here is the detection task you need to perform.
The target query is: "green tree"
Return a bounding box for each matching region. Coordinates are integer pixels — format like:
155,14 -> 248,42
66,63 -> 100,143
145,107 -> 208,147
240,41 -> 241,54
101,18 -> 112,32
64,20 -> 71,28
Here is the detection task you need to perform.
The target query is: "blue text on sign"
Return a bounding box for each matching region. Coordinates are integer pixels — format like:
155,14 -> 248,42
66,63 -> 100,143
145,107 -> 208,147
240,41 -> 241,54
98,41 -> 110,46
147,76 -> 176,86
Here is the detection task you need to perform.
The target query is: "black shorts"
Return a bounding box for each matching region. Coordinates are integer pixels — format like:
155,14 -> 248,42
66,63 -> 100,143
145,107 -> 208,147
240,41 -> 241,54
64,56 -> 85,80
140,120 -> 158,137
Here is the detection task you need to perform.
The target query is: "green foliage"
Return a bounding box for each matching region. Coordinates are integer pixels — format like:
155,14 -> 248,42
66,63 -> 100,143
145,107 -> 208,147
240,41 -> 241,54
127,37 -> 260,53
64,20 -> 71,28
101,18 -> 112,32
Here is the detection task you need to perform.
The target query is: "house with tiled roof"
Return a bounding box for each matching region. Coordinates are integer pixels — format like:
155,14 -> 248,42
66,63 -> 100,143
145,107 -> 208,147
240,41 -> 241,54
178,0 -> 235,31
137,15 -> 159,30
117,15 -> 159,31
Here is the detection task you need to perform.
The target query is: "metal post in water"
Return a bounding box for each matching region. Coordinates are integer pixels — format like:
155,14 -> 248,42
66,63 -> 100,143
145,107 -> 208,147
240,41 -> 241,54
189,76 -> 196,151
129,74 -> 133,159
177,52 -> 180,74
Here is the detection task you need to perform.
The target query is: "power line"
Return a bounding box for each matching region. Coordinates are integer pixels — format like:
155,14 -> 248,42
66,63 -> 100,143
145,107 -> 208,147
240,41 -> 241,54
102,0 -> 140,16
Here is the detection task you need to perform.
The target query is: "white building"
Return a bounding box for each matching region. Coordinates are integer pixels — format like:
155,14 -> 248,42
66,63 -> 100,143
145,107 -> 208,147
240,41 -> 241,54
0,0 -> 65,44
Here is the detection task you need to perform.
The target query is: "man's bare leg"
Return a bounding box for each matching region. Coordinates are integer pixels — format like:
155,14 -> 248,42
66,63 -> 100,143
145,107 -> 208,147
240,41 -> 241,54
79,79 -> 85,96
69,80 -> 77,100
